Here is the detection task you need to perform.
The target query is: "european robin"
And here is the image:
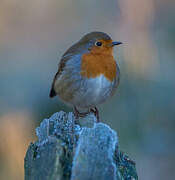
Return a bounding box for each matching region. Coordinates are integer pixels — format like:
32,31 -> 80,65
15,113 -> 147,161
49,32 -> 122,122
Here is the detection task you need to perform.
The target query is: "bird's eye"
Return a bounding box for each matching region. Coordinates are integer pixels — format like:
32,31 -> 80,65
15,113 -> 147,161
95,41 -> 102,46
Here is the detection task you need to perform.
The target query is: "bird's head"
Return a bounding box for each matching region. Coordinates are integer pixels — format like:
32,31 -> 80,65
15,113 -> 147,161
79,32 -> 122,55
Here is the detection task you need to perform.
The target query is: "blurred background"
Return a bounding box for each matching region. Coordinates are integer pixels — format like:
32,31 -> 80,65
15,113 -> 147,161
0,0 -> 175,179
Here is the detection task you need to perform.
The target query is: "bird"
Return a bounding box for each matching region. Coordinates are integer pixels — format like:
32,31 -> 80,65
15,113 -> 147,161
49,32 -> 122,122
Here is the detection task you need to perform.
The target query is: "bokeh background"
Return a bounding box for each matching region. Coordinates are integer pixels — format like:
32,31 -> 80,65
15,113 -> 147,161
0,0 -> 175,179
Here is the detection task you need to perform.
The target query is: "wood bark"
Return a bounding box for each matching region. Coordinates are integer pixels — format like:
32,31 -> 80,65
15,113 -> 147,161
24,111 -> 138,180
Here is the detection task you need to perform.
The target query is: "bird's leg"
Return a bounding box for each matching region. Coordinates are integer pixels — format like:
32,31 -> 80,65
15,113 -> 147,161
73,106 -> 90,119
90,107 -> 100,122
73,106 -> 79,119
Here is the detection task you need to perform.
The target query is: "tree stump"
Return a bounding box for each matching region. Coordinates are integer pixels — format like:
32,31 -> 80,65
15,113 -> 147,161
24,111 -> 138,180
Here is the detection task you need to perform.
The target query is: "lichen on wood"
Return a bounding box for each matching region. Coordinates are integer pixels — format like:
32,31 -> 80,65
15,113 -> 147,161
24,111 -> 138,180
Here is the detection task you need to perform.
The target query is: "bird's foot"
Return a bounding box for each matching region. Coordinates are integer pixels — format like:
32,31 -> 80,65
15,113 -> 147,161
73,106 -> 100,123
73,106 -> 90,119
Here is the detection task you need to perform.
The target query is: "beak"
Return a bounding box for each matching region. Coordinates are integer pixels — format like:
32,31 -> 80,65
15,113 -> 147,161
111,41 -> 122,46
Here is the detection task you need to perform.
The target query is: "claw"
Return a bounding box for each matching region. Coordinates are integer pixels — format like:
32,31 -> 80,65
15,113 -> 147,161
73,106 -> 90,119
73,106 -> 100,122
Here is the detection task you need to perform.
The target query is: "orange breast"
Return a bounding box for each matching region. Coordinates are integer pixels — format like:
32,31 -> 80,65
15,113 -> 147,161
81,51 -> 117,82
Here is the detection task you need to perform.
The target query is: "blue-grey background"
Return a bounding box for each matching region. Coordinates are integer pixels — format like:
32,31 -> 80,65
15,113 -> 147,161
0,0 -> 174,179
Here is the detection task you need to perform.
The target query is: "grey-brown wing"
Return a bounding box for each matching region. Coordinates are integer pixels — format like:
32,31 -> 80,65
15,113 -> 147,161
49,56 -> 70,98
49,39 -> 84,98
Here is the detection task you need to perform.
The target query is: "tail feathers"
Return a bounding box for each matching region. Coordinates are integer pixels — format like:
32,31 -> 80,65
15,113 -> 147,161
49,87 -> 56,98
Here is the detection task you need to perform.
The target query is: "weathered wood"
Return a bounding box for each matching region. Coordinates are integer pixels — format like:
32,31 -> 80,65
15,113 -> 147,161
24,111 -> 138,180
